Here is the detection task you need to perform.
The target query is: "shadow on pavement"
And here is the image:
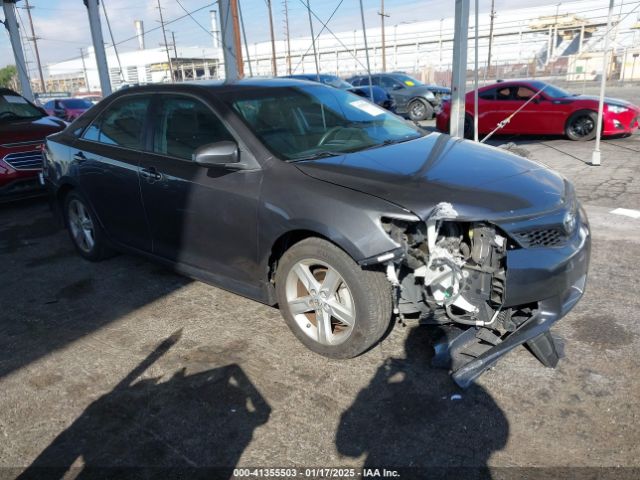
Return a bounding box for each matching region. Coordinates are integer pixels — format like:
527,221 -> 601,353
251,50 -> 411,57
17,330 -> 271,479
336,326 -> 508,478
0,198 -> 191,380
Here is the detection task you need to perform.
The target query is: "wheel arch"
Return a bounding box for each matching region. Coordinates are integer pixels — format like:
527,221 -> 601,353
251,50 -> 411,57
266,228 -> 358,286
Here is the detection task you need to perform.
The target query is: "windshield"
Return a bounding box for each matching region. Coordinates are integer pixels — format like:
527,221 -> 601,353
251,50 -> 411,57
61,99 -> 93,109
319,76 -> 354,90
225,85 -> 424,161
529,81 -> 572,98
0,93 -> 43,121
392,74 -> 423,87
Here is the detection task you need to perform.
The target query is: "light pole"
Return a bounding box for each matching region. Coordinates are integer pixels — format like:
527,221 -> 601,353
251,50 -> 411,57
591,0 -> 615,166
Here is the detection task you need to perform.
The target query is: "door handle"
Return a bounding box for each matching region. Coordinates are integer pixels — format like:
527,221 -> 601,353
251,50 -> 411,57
140,167 -> 162,182
73,151 -> 87,162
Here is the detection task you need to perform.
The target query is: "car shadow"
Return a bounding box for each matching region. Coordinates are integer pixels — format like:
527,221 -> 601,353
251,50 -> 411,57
336,325 -> 509,478
0,198 -> 191,381
16,330 -> 271,479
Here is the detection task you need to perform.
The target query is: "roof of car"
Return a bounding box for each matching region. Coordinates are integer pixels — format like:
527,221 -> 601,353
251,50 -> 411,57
109,78 -> 328,96
0,88 -> 20,96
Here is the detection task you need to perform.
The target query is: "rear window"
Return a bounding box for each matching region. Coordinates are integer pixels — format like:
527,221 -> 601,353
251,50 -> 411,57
61,99 -> 93,109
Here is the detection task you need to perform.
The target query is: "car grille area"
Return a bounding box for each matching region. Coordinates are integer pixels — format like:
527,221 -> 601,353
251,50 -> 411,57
513,227 -> 567,248
2,150 -> 43,171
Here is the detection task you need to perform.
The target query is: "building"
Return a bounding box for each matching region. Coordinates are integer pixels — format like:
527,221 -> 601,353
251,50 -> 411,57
44,45 -> 220,94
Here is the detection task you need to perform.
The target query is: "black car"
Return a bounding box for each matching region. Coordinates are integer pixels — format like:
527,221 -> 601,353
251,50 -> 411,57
284,74 -> 395,112
348,73 -> 451,121
43,79 -> 590,387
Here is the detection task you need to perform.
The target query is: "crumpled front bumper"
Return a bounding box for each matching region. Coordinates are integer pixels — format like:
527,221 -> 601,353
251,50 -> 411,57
439,217 -> 591,388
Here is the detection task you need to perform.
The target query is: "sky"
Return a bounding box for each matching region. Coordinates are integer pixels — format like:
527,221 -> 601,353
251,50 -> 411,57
0,0 -> 621,70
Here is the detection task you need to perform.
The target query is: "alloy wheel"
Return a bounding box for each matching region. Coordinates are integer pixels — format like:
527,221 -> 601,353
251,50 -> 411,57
285,259 -> 355,346
68,199 -> 95,253
570,115 -> 595,138
410,101 -> 426,120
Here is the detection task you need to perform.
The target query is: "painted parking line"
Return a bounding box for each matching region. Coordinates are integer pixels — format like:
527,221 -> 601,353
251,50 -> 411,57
610,208 -> 640,219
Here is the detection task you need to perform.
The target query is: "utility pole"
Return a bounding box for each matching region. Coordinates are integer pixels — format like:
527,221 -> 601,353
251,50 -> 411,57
378,0 -> 389,72
450,0 -> 470,138
171,31 -> 178,58
267,0 -> 278,76
22,0 -> 45,93
79,47 -> 89,91
219,0 -> 244,80
283,0 -> 292,75
306,0 -> 320,81
101,0 -> 124,85
84,0 -> 112,96
591,0 -> 614,166
156,0 -> 175,82
3,0 -> 34,99
358,0 -> 373,99
486,0 -> 495,79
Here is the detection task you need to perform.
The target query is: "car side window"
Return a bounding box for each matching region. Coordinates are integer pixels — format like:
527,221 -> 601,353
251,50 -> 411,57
43,101 -> 53,109
479,88 -> 495,100
496,87 -> 511,101
513,86 -> 536,101
81,96 -> 150,149
380,76 -> 399,89
153,96 -> 234,160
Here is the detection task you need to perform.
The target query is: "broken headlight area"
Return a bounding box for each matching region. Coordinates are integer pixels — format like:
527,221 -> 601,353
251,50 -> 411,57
382,216 -> 516,329
381,215 -> 557,387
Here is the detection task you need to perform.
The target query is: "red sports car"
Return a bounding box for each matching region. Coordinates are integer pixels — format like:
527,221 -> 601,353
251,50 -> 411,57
436,80 -> 640,141
43,97 -> 93,122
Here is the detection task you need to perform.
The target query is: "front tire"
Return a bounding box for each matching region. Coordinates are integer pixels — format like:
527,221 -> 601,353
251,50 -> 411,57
64,191 -> 112,261
565,110 -> 598,141
408,98 -> 434,121
275,237 -> 393,359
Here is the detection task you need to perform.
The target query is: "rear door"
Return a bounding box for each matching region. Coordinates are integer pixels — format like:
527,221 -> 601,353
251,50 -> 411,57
139,93 -> 262,285
73,94 -> 152,252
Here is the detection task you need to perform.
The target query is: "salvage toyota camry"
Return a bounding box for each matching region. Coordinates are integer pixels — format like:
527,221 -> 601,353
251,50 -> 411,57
43,79 -> 590,387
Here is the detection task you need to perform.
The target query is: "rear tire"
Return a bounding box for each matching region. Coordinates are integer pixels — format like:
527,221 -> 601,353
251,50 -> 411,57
463,113 -> 474,139
275,237 -> 393,359
408,98 -> 434,121
64,191 -> 112,261
565,110 -> 598,141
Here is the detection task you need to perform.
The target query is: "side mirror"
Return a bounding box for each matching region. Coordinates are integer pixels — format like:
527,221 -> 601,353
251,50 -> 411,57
193,141 -> 244,169
392,84 -> 404,90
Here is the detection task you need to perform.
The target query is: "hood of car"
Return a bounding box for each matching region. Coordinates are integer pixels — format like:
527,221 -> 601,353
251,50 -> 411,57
404,85 -> 437,97
562,95 -> 638,109
0,115 -> 66,144
295,132 -> 567,222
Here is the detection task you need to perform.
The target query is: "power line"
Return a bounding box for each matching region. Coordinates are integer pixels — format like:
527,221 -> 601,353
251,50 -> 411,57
175,0 -> 213,37
156,0 -> 175,82
22,0 -> 46,92
101,0 -> 124,84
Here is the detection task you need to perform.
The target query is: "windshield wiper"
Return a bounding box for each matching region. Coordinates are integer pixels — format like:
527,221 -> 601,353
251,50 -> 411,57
350,135 -> 421,153
288,151 -> 342,162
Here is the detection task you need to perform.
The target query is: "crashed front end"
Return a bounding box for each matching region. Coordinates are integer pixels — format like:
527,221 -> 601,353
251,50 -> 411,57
375,199 -> 590,388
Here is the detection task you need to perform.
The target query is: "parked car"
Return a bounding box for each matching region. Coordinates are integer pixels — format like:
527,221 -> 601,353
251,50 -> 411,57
43,79 -> 590,387
284,74 -> 395,112
76,95 -> 103,105
0,88 -> 66,201
43,98 -> 94,122
436,80 -> 640,140
348,73 -> 450,121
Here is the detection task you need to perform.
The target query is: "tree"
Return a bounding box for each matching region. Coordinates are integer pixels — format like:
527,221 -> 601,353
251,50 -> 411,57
0,65 -> 18,89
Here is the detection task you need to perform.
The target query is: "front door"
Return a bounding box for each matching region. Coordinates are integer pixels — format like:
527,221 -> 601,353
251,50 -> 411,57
74,95 -> 152,252
139,94 -> 262,286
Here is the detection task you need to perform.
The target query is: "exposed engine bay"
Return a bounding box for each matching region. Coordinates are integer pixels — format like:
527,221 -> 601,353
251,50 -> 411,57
382,205 -> 528,334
